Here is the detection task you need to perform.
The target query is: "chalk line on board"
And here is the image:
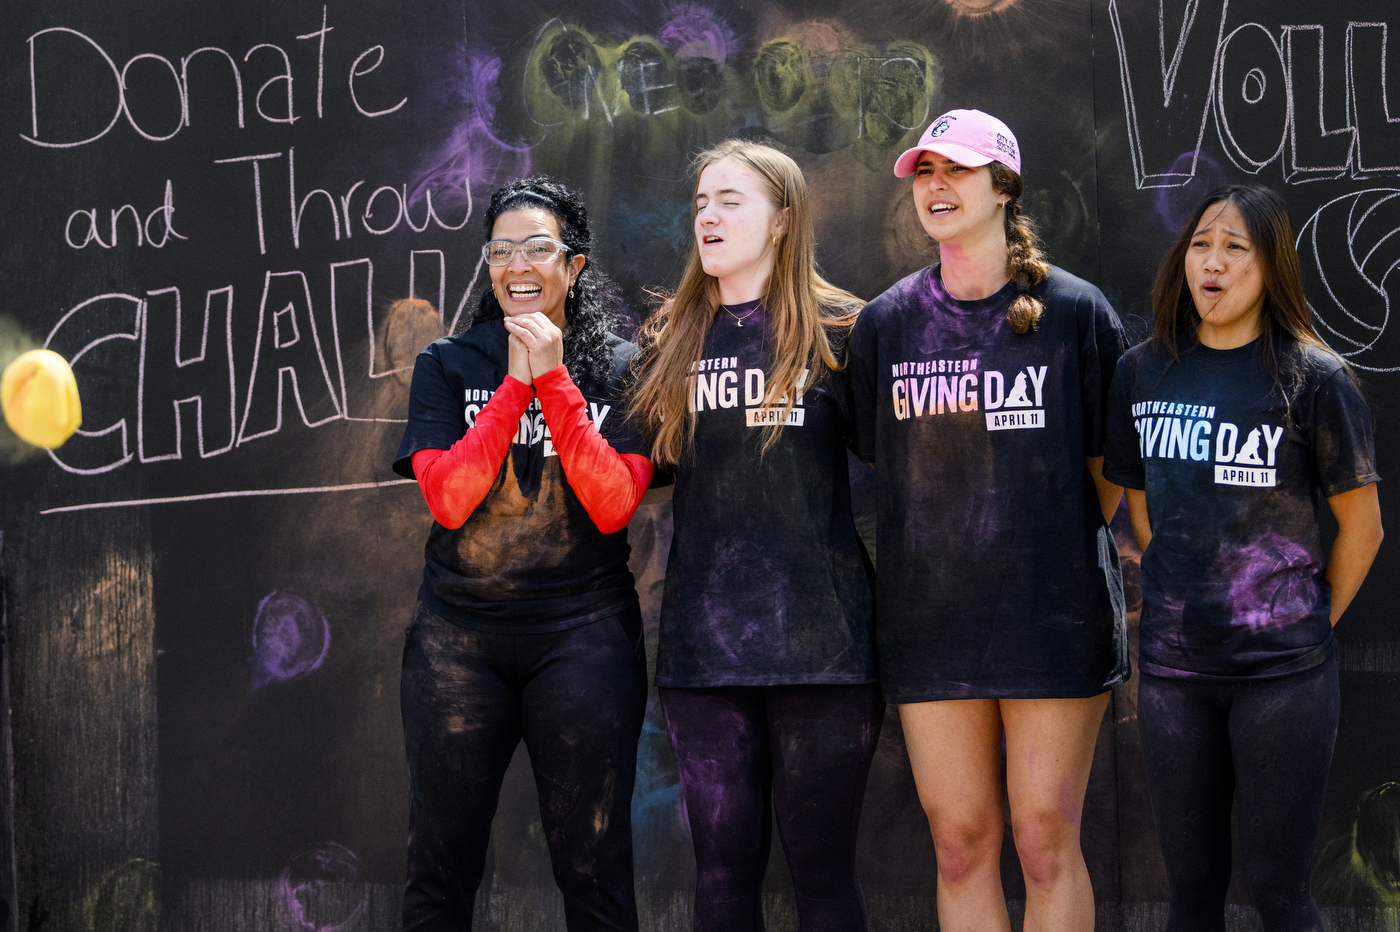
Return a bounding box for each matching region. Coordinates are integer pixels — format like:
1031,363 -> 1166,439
39,478 -> 417,514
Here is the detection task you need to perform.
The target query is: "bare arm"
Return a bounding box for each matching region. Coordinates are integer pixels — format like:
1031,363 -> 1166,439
1125,488 -> 1151,553
1087,456 -> 1123,525
1325,482 -> 1383,625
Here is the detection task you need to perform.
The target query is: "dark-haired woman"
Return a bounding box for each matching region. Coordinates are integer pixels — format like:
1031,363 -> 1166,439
846,109 -> 1128,932
393,177 -> 653,931
1104,184 -> 1382,931
630,140 -> 881,931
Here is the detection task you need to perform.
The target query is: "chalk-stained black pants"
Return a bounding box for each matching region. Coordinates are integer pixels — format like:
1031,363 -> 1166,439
1137,654 -> 1339,932
659,684 -> 885,932
400,600 -> 648,932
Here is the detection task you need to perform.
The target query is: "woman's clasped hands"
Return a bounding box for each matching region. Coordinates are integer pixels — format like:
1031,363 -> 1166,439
504,312 -> 565,384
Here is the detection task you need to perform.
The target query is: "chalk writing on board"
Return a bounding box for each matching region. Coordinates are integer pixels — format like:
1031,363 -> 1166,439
332,262 -> 458,423
21,9 -> 404,149
43,292 -> 141,475
24,7 -> 948,517
23,4 -> 474,505
212,150 -> 470,255
1297,188 -> 1400,372
139,285 -> 237,462
509,17 -> 938,165
41,248 -> 473,479
236,270 -> 343,444
23,8 -> 939,156
1107,3 -> 1399,187
64,180 -> 185,250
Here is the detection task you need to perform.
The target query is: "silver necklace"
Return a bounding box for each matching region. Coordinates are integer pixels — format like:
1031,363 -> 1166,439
722,304 -> 758,326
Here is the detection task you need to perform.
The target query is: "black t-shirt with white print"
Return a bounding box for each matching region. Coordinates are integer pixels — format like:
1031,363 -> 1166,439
393,319 -> 648,633
1104,339 -> 1379,680
847,264 -> 1129,702
655,301 -> 877,688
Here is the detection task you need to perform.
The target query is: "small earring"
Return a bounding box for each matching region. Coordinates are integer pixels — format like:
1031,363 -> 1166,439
772,235 -> 779,247
569,284 -> 575,298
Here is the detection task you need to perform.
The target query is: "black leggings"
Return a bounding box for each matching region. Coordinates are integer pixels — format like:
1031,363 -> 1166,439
400,601 -> 648,932
659,684 -> 885,932
1137,654 -> 1340,932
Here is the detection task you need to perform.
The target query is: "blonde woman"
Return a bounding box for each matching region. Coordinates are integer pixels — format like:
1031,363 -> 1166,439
630,141 -> 881,931
846,110 -> 1128,932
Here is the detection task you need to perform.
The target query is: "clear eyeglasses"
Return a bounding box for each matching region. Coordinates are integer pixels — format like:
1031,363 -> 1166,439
481,238 -> 570,266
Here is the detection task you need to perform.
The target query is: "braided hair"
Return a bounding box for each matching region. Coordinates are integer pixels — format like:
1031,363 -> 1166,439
469,176 -> 622,383
988,162 -> 1051,334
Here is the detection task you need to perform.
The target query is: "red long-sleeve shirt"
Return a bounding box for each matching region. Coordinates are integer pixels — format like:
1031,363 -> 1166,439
412,367 -> 652,533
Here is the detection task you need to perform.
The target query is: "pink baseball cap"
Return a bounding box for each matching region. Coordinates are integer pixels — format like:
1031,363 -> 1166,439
892,109 -> 1022,177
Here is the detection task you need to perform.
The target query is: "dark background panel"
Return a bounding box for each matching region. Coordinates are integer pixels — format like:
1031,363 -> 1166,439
1,0 -> 1397,929
1090,0 -> 1400,639
1091,0 -> 1400,915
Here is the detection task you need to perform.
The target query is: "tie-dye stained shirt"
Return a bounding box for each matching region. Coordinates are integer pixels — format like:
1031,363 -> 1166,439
394,320 -> 646,633
848,264 -> 1129,702
654,301 -> 877,687
1105,339 -> 1378,680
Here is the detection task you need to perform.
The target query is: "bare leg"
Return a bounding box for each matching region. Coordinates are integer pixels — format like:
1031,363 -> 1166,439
899,699 -> 1012,932
1001,694 -> 1110,932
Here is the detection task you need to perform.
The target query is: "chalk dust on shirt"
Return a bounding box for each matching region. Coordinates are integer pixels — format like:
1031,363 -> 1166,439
655,302 -> 876,688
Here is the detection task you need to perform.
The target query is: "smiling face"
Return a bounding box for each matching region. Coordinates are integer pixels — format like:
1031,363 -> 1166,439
1185,199 -> 1266,349
488,207 -> 585,328
912,153 -> 1004,247
694,156 -> 787,305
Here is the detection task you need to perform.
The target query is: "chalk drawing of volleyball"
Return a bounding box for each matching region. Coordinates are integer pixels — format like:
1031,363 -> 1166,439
1297,188 -> 1400,372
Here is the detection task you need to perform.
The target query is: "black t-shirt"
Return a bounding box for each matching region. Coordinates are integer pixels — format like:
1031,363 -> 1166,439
655,302 -> 877,687
393,320 -> 647,633
1104,339 -> 1379,680
847,264 -> 1130,701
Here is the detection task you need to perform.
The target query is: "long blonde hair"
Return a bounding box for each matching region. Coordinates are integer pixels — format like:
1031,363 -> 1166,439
630,140 -> 862,465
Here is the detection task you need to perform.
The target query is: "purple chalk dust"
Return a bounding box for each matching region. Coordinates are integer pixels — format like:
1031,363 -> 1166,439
252,591 -> 330,689
409,56 -> 531,211
1153,151 -> 1229,234
658,4 -> 737,65
278,843 -> 367,932
1217,532 -> 1314,631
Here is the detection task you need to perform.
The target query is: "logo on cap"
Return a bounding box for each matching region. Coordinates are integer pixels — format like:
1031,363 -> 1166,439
930,117 -> 954,138
995,133 -> 1017,158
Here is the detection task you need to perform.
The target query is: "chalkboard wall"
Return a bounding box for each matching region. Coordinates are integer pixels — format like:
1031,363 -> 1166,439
1,1 -> 1396,929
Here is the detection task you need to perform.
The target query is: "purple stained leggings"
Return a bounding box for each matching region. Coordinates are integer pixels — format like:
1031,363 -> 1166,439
659,684 -> 885,932
1137,653 -> 1340,932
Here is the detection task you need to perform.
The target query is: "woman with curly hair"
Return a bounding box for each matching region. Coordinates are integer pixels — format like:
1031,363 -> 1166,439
630,140 -> 881,931
393,176 -> 653,931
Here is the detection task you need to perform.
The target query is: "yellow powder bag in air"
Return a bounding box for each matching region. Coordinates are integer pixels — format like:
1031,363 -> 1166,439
1,349 -> 82,448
